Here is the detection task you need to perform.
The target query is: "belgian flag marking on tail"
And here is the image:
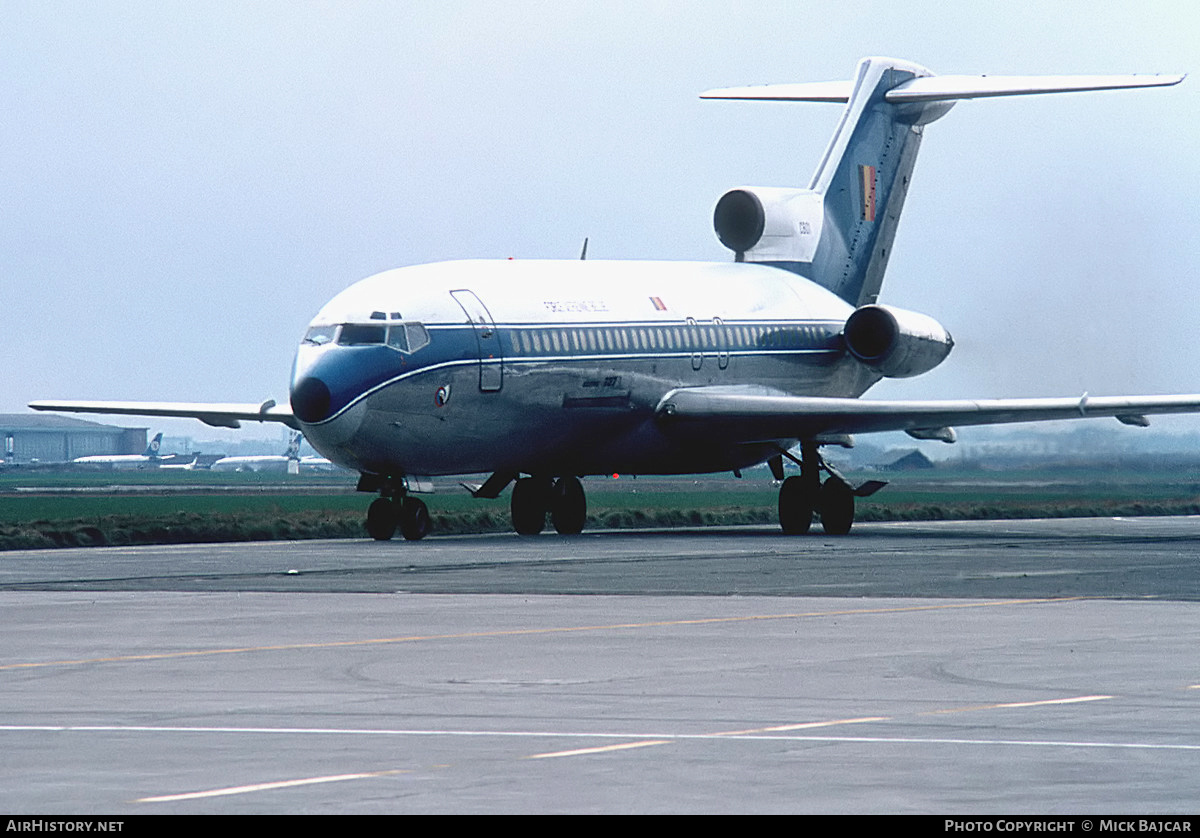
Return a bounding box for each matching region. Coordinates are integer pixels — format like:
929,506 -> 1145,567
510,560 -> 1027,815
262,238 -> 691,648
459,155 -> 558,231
860,164 -> 877,222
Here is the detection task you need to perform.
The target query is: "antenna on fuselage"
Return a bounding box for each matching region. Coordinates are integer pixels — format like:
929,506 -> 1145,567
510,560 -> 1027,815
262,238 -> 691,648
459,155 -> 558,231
580,237 -> 589,260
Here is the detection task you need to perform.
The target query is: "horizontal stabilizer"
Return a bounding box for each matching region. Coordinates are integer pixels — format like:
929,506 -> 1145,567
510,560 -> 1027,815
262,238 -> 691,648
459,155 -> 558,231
701,80 -> 854,102
29,399 -> 299,430
886,73 -> 1184,103
701,73 -> 1182,105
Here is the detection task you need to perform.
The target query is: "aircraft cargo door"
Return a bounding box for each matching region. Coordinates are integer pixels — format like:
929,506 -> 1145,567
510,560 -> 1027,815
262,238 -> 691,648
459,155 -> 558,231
450,289 -> 503,391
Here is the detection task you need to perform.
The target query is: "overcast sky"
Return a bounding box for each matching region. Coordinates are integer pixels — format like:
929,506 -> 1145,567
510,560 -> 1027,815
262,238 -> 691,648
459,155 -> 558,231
6,1 -> 1200,441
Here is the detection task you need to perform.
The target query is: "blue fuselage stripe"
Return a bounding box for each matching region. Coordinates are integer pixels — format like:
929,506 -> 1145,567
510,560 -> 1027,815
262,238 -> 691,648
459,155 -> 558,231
299,320 -> 846,423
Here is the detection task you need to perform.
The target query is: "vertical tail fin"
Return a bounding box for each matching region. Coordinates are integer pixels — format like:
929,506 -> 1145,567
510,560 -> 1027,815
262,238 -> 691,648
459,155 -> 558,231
807,59 -> 936,306
703,58 -> 1182,307
144,432 -> 163,458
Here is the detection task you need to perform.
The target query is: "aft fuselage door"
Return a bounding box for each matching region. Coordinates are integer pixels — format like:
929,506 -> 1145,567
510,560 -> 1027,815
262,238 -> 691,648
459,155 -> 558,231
450,289 -> 503,391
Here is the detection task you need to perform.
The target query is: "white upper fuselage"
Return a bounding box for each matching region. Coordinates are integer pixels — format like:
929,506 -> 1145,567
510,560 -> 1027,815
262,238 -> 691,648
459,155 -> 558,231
290,259 -> 875,477
209,455 -> 292,473
71,454 -> 157,468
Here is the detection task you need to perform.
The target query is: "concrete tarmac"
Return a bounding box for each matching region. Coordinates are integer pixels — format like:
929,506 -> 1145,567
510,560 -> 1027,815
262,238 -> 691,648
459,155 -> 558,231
2,517 -> 1200,813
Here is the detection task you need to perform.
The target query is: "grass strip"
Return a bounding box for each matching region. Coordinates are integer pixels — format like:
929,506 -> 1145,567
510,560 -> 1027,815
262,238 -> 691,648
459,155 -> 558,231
4,495 -> 1200,550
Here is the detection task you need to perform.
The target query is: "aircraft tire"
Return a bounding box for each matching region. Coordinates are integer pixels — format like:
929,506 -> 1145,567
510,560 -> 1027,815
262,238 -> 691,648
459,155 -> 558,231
550,476 -> 587,535
511,477 -> 550,535
819,478 -> 855,535
366,497 -> 399,541
399,497 -> 432,541
778,475 -> 815,535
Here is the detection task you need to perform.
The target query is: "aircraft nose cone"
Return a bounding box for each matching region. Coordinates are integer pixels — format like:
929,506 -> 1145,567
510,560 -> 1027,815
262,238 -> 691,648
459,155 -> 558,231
290,376 -> 332,423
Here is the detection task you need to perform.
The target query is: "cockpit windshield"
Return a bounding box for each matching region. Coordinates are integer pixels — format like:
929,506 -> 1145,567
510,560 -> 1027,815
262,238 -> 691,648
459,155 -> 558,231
338,323 -> 387,345
309,321 -> 430,354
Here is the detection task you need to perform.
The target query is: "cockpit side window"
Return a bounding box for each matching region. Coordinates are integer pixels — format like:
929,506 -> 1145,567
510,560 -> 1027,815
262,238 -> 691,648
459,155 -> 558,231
385,322 -> 430,353
404,323 -> 430,353
386,325 -> 409,352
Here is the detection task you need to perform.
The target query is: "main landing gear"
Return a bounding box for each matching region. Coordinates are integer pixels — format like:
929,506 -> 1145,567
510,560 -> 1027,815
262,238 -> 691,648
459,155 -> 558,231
776,442 -> 880,536
511,475 -> 587,535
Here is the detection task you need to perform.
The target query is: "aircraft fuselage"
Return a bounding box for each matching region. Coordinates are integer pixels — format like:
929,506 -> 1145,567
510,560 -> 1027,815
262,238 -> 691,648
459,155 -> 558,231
291,259 -> 878,478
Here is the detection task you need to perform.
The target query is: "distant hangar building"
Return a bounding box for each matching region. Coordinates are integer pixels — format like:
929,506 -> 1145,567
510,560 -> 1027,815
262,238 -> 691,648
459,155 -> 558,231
0,414 -> 147,463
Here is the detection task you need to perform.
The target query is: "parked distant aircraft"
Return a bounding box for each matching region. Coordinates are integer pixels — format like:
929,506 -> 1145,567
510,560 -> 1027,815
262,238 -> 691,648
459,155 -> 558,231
72,432 -> 163,469
33,57 -> 1200,541
299,454 -> 336,472
210,432 -> 302,473
159,455 -> 198,470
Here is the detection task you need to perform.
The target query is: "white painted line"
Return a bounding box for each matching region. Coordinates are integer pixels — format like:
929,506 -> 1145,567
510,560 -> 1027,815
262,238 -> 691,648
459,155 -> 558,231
988,695 -> 1112,709
528,740 -> 671,759
925,695 -> 1113,715
745,735 -> 1200,751
5,723 -> 1199,752
713,717 -> 890,736
137,769 -> 404,803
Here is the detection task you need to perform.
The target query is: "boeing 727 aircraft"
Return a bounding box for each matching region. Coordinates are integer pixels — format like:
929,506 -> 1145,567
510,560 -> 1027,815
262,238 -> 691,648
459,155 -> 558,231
32,57 -> 1200,541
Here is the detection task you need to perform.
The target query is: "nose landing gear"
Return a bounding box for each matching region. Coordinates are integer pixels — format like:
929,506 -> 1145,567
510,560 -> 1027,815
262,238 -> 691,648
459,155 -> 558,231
360,475 -> 432,541
365,495 -> 431,541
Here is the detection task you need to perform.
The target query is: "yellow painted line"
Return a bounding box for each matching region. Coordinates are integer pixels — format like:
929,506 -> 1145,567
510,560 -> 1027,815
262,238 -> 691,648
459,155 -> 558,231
527,740 -> 671,759
712,716 -> 891,736
923,695 -> 1113,715
0,597 -> 1086,672
136,769 -> 406,803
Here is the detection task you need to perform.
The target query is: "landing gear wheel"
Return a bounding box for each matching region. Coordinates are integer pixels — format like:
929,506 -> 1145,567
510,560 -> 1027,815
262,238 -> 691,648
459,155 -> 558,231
511,477 -> 551,535
819,478 -> 855,536
778,475 -> 816,535
550,476 -> 587,535
366,497 -> 399,541
399,497 -> 432,541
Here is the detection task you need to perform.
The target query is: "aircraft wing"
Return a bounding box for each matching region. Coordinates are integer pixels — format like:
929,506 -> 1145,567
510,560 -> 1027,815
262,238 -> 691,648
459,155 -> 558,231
655,387 -> 1200,444
28,399 -> 299,430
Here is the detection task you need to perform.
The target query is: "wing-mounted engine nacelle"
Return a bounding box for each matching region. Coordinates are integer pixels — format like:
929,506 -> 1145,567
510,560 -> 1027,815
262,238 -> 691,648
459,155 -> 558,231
842,304 -> 953,378
713,186 -> 822,263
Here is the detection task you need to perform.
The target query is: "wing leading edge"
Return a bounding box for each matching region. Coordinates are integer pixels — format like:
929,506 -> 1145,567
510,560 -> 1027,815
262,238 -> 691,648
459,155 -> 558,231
28,400 -> 299,430
655,387 -> 1200,444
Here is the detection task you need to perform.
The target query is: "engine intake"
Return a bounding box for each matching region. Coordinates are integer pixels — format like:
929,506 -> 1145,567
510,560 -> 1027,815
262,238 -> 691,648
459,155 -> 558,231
713,186 -> 822,263
713,189 -> 766,252
843,304 -> 953,378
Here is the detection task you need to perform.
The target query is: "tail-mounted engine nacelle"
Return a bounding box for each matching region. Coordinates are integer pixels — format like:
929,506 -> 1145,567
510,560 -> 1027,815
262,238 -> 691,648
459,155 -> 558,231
843,304 -> 954,378
713,186 -> 821,263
